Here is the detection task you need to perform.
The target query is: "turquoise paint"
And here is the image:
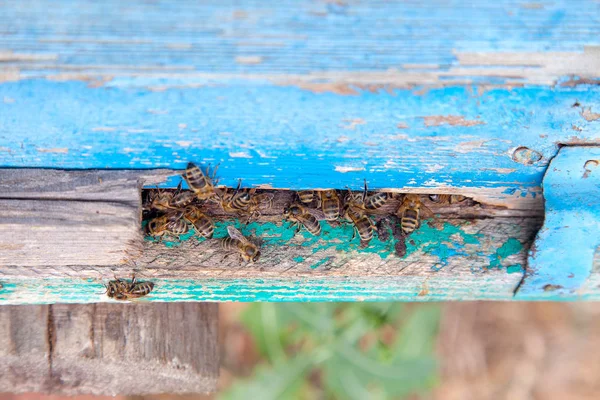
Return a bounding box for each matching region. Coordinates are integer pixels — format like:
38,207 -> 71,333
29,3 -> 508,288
488,238 -> 524,270
507,264 -> 524,274
517,147 -> 600,297
405,221 -> 483,271
310,258 -> 330,270
293,256 -> 305,263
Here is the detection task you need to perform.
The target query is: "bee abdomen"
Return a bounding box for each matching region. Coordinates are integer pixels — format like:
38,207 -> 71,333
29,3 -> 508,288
185,163 -> 208,190
130,282 -> 155,296
365,193 -> 389,210
401,209 -> 419,234
193,216 -> 214,238
166,218 -> 189,235
231,191 -> 252,209
355,218 -> 374,241
298,190 -> 315,204
170,191 -> 195,208
303,214 -> 321,235
221,237 -> 242,251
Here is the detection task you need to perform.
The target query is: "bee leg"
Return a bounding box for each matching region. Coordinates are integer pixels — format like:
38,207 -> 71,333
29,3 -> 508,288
363,179 -> 368,203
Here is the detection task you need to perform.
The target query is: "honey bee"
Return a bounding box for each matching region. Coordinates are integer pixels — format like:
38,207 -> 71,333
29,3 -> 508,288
396,194 -> 433,235
221,226 -> 261,263
297,190 -> 315,204
217,180 -> 252,213
342,204 -> 374,245
344,180 -> 389,212
362,180 -> 389,210
105,275 -> 155,300
184,162 -> 218,201
145,188 -> 174,211
169,181 -> 196,209
245,192 -> 274,221
317,190 -> 340,221
428,194 -> 467,204
146,211 -> 189,239
283,203 -> 322,236
183,206 -> 214,239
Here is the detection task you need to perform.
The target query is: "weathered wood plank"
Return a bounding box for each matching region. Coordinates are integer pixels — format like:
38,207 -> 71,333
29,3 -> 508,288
0,168 -> 548,302
0,303 -> 219,395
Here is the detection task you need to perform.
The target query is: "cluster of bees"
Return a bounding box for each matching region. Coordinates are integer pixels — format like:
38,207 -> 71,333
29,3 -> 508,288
111,161 -> 468,301
143,162 -> 468,259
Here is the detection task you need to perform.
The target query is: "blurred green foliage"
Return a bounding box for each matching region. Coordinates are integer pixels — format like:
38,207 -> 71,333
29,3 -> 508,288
219,303 -> 441,400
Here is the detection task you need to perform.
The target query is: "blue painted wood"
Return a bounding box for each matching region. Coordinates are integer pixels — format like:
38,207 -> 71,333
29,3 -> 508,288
1,0 -> 599,74
0,80 -> 598,195
517,146 -> 600,298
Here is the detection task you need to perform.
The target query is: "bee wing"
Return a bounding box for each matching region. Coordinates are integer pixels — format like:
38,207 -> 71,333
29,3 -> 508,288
253,193 -> 274,207
420,204 -> 435,219
305,207 -> 327,221
227,226 -> 251,245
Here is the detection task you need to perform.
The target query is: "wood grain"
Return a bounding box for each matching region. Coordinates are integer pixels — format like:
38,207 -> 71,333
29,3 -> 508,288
0,303 -> 219,395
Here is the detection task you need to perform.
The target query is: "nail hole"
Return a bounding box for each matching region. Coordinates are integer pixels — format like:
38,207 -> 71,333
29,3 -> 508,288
512,146 -> 543,165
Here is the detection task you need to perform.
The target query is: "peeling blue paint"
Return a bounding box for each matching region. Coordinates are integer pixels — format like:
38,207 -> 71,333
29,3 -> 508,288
1,80 -> 598,192
517,146 -> 600,298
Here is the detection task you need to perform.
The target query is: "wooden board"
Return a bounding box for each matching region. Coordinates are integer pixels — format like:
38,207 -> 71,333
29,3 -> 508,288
0,302 -> 219,395
0,168 -> 549,303
1,0 -> 599,211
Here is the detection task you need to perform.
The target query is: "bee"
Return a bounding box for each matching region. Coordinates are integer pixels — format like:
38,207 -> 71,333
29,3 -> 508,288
362,180 -> 389,210
221,226 -> 261,263
145,188 -> 174,211
184,162 -> 218,201
283,203 -> 322,236
245,192 -> 274,221
218,180 -> 252,213
169,181 -> 196,209
183,206 -> 214,238
428,194 -> 467,204
344,180 -> 389,212
317,190 -> 340,221
105,275 -> 155,300
146,211 -> 189,239
297,190 -> 315,205
342,204 -> 374,245
396,194 -> 433,235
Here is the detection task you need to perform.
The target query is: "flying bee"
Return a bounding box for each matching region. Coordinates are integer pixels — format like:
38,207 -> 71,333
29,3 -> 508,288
396,194 -> 433,235
183,206 -> 214,239
428,194 -> 467,204
342,204 -> 374,245
317,190 -> 340,221
146,211 -> 189,239
184,162 -> 218,201
221,226 -> 261,263
297,190 -> 315,205
283,203 -> 323,236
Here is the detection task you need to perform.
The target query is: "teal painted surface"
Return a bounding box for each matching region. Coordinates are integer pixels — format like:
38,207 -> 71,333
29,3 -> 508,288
0,277 -> 517,304
517,146 -> 600,298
